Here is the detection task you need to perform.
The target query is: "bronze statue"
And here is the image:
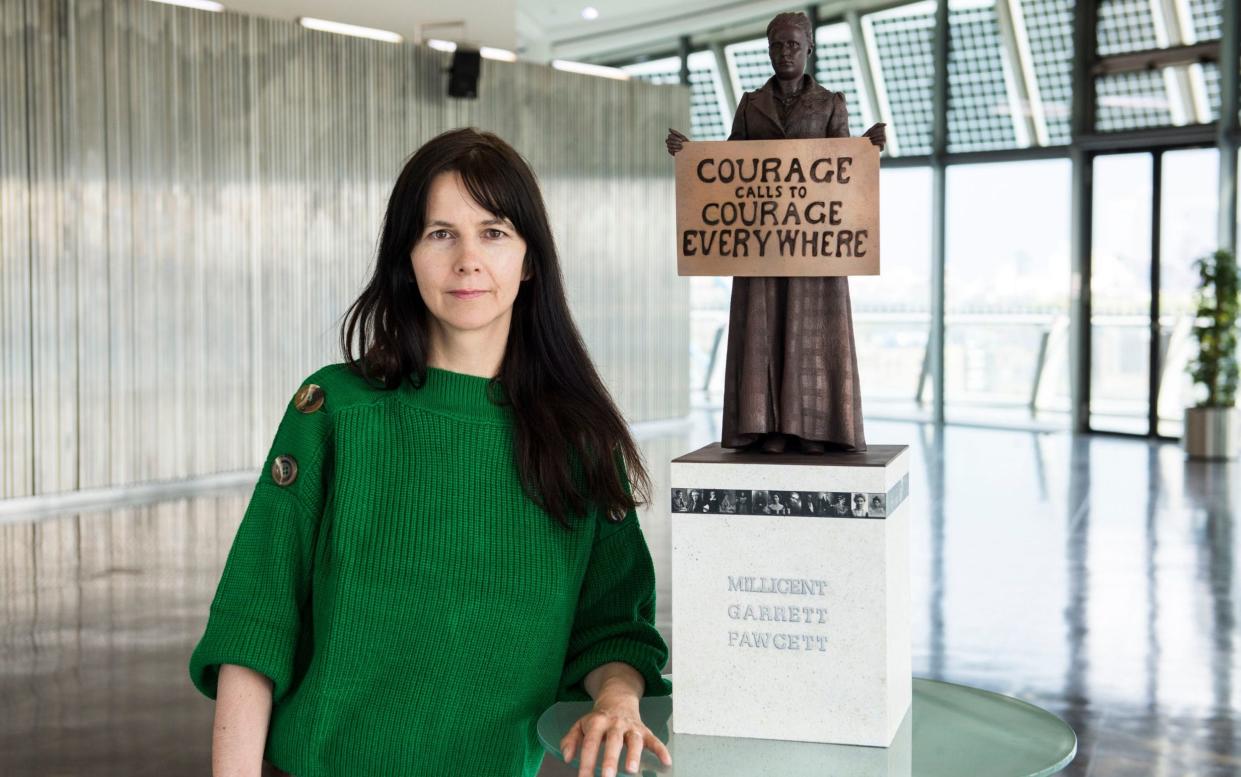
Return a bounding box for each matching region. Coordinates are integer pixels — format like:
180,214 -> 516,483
666,11 -> 886,454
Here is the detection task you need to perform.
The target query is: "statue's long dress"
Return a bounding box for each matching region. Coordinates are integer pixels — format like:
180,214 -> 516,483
720,73 -> 867,452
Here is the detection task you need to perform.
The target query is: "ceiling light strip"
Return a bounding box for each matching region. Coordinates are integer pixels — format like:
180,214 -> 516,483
551,59 -> 630,80
298,17 -> 402,43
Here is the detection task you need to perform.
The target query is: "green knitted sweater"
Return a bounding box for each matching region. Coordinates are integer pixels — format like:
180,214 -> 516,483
188,362 -> 672,777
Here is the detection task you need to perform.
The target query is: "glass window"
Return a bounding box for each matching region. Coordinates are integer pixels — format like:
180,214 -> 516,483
1157,148 -> 1219,437
1188,0 -> 1223,41
948,0 -> 1020,152
724,25 -> 869,130
853,166 -> 935,420
864,1 -> 936,156
1097,0 -> 1160,55
1090,153 -> 1153,434
622,52 -> 731,140
815,23 -> 873,130
621,55 -> 680,86
690,274 -> 731,401
1017,0 -> 1073,146
685,50 -> 732,140
1200,60 -> 1221,121
1093,0 -> 1223,130
1095,70 -> 1174,131
944,159 -> 1072,428
724,37 -> 770,97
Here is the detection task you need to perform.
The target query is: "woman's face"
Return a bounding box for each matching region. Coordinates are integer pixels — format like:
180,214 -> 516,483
768,24 -> 808,81
410,171 -> 529,345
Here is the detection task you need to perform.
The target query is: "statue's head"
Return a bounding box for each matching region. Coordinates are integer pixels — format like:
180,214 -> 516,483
766,12 -> 812,81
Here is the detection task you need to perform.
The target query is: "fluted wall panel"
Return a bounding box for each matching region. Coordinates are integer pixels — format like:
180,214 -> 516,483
0,0 -> 690,501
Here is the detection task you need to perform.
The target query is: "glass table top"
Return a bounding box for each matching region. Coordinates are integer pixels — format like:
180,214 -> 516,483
537,676 -> 1077,777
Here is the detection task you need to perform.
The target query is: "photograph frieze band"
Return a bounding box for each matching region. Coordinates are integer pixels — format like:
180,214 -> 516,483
671,474 -> 908,518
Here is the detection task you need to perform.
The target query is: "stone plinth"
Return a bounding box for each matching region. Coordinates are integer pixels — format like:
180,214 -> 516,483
669,443 -> 911,747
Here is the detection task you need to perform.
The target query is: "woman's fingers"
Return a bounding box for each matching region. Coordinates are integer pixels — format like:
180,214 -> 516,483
644,729 -> 672,765
565,714 -> 672,774
560,721 -> 582,763
623,729 -> 645,773
597,725 -> 626,777
575,720 -> 607,777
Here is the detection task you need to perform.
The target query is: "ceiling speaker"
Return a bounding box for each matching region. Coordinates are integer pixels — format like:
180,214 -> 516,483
448,49 -> 481,99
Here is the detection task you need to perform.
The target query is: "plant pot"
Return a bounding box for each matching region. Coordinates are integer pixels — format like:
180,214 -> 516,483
1184,406 -> 1241,460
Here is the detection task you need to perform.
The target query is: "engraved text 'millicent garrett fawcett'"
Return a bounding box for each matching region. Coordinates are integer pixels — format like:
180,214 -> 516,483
725,575 -> 830,652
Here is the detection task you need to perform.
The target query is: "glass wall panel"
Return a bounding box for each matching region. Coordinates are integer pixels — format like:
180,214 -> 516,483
1157,148 -> 1219,437
723,26 -> 871,131
1188,0 -> 1223,41
1093,0 -> 1223,131
689,274 -> 731,402
1097,0 -> 1160,55
724,37 -> 769,96
1096,70 -> 1175,131
864,1 -> 935,156
944,159 -> 1072,428
815,23 -> 872,129
853,167 -> 935,420
1091,153 -> 1153,434
685,50 -> 731,140
1019,0 -> 1073,145
947,0 -> 1020,152
621,56 -> 680,85
1200,61 -> 1221,121
622,52 -> 730,140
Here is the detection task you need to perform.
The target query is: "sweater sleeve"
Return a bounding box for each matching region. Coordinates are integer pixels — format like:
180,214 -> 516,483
188,373 -> 334,704
556,460 -> 673,702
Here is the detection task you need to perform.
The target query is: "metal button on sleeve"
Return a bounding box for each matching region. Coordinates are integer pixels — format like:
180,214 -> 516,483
272,455 -> 299,486
293,383 -> 324,414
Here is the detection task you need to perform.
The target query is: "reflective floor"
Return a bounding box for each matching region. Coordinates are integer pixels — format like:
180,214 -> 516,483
2,413 -> 1239,776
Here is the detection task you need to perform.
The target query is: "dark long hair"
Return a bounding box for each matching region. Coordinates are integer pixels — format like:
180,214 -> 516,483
339,127 -> 651,529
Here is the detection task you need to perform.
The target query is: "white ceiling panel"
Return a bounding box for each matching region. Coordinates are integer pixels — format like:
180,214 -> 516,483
219,0 -> 518,50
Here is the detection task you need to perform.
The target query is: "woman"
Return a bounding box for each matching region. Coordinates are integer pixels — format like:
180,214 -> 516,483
673,489 -> 689,512
666,11 -> 885,454
765,493 -> 789,515
189,128 -> 672,777
788,491 -> 804,515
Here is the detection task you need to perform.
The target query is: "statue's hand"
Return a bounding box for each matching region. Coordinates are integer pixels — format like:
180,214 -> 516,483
862,122 -> 886,152
666,128 -> 689,156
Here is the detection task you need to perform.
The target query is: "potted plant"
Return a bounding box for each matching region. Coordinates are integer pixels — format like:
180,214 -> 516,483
1185,248 -> 1240,459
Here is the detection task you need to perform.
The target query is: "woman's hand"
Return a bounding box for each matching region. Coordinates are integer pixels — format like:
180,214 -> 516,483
560,693 -> 671,777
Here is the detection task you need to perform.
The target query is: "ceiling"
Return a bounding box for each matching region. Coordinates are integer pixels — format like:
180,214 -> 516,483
201,0 -> 814,61
223,0 -> 520,50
